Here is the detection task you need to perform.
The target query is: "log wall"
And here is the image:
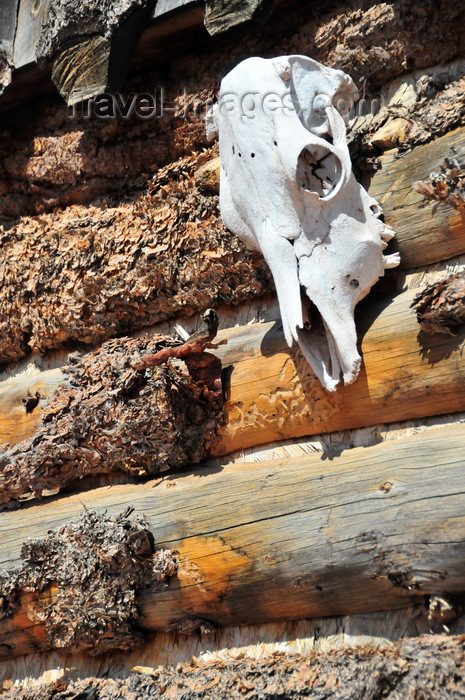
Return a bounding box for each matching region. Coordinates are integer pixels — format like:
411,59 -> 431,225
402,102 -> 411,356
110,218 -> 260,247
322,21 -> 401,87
0,0 -> 465,693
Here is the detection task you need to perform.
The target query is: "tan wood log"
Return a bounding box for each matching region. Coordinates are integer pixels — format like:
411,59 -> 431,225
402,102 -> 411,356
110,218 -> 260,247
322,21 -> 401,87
367,127 -> 465,268
215,285 -> 465,453
1,425 -> 465,659
1,286 -> 465,460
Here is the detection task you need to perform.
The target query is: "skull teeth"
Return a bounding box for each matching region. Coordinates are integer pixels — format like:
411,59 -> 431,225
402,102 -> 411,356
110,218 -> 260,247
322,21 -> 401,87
380,226 -> 395,242
383,252 -> 401,268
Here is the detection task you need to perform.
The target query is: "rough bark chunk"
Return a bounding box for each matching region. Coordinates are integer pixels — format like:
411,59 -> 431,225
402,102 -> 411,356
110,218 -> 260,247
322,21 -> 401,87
0,509 -> 177,655
0,151 -> 272,364
0,329 -> 223,507
411,273 -> 465,335
414,152 -> 465,210
3,635 -> 465,698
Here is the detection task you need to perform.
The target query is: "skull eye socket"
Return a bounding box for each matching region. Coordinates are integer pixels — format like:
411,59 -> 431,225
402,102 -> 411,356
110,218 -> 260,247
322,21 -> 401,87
297,145 -> 342,199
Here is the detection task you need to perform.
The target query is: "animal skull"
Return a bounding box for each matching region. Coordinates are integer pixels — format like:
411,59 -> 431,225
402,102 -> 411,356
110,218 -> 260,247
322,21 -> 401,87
211,55 -> 400,391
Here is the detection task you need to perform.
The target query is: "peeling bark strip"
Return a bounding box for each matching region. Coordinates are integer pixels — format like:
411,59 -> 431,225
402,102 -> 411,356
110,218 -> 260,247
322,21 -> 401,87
414,152 -> 465,210
0,509 -> 177,655
2,635 -> 465,699
411,274 -> 465,335
0,330 -> 223,507
0,152 -> 271,364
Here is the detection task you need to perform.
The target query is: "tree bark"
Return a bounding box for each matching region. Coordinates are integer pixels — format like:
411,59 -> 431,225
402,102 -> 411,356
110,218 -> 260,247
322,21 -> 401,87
2,635 -> 465,699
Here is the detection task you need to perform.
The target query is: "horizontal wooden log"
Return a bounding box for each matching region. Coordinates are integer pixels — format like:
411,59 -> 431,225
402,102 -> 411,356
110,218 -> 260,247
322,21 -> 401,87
50,2 -> 157,104
213,286 -> 465,454
367,127 -> 465,268
1,285 -> 465,466
1,425 -> 465,659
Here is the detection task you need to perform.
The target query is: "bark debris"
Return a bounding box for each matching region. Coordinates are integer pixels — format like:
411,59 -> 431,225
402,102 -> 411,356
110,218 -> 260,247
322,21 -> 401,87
414,152 -> 465,210
0,150 -> 272,364
411,273 -> 465,335
3,635 -> 465,699
0,509 -> 177,655
0,328 -> 223,507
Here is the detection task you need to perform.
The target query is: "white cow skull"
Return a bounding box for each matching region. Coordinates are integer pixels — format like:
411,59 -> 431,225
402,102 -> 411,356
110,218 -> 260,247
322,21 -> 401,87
210,55 -> 400,391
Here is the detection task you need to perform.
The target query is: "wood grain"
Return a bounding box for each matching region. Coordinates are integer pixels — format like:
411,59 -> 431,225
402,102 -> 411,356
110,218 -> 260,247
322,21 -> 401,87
0,357 -> 66,446
367,127 -> 465,268
213,286 -> 465,454
1,425 -> 465,659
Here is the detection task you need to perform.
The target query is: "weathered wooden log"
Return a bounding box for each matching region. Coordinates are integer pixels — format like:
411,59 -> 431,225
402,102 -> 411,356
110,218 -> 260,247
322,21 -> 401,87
214,285 -> 465,454
0,425 -> 465,660
13,0 -> 157,103
1,285 -> 465,466
51,2 -> 157,104
367,127 -> 465,268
